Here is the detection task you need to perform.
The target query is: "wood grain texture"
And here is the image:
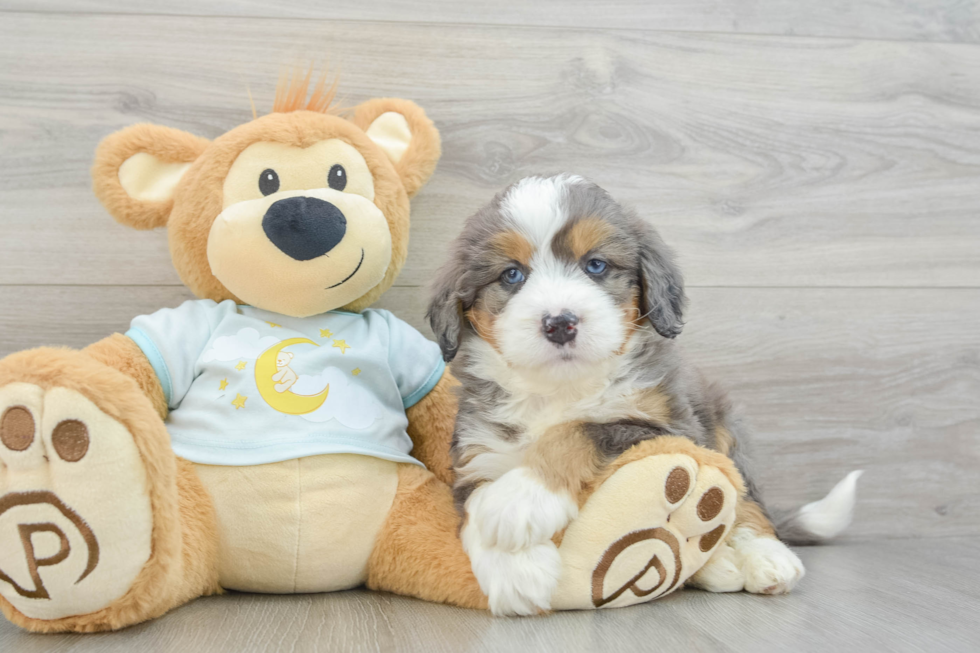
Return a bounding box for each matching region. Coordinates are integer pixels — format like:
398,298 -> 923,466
1,285 -> 977,541
1,14 -> 980,287
0,1 -> 979,647
1,537 -> 977,652
2,1 -> 979,43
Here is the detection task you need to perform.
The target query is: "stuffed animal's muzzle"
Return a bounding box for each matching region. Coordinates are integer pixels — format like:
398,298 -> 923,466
207,188 -> 392,318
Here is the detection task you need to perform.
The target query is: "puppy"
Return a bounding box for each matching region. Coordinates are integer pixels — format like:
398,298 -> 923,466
428,174 -> 861,616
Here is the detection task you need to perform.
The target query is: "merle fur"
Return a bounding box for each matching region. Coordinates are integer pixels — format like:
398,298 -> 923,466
429,175 -> 776,535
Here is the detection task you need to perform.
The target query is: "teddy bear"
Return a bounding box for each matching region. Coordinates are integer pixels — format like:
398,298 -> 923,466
271,351 -> 299,393
0,72 -> 744,632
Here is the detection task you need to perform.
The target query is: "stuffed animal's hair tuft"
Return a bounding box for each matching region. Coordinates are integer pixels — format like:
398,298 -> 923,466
273,64 -> 341,115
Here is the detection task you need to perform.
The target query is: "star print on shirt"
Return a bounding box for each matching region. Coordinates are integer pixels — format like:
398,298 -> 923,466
219,378 -> 229,390
352,368 -> 361,376
319,328 -> 333,338
235,361 -> 247,371
231,394 -> 247,410
266,321 -> 282,328
332,339 -> 351,354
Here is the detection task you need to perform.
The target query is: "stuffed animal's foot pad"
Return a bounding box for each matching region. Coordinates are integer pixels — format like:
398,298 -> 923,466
551,452 -> 738,610
0,383 -> 153,621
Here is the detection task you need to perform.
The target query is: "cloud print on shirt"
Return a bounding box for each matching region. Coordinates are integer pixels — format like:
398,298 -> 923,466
202,328 -> 279,362
292,367 -> 382,429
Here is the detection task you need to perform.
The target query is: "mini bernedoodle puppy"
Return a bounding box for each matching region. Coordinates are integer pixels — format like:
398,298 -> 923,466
428,174 -> 861,616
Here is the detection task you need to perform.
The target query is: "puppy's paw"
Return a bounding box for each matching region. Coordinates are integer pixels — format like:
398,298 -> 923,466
731,528 -> 805,595
687,543 -> 745,593
462,519 -> 562,616
468,468 -> 578,551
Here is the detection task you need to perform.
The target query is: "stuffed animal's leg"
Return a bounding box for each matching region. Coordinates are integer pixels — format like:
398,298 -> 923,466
550,436 -> 743,611
0,346 -> 220,632
365,464 -> 488,610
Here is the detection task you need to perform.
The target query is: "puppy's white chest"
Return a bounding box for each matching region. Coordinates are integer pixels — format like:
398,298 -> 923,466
503,384 -> 632,440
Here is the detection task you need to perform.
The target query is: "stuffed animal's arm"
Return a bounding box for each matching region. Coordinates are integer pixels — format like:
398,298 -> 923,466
83,333 -> 168,419
405,367 -> 458,486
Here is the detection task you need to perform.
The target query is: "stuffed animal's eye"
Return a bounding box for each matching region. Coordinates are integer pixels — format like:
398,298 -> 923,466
258,169 -> 280,196
328,164 -> 347,191
586,259 -> 607,275
501,268 -> 525,285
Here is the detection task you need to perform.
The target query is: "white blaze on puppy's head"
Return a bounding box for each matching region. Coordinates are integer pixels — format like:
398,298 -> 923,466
499,175 -> 580,248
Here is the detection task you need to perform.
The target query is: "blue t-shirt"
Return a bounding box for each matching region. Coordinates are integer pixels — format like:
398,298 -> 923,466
126,300 -> 444,467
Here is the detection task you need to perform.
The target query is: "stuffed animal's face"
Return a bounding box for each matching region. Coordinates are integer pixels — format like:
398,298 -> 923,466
92,93 -> 441,317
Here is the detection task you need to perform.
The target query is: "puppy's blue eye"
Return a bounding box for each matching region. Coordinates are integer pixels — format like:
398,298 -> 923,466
586,259 -> 607,275
501,268 -> 525,285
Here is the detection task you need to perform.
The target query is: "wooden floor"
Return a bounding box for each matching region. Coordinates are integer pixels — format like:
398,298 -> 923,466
2,538 -> 978,652
0,1 -> 978,650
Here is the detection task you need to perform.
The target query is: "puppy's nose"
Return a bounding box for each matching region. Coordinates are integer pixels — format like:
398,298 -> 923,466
262,196 -> 347,261
542,312 -> 579,345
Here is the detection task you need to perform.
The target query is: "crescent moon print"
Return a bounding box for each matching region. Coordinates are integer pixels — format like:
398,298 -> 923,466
254,338 -> 329,415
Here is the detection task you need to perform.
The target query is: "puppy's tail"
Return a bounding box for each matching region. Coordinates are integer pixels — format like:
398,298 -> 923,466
774,470 -> 864,545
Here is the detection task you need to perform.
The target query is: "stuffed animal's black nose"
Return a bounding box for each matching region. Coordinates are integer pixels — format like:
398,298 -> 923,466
262,197 -> 347,261
542,312 -> 579,345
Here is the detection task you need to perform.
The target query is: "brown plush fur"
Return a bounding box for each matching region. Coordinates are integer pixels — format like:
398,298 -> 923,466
404,368 -> 459,486
350,98 -> 442,199
579,436 -> 745,507
84,334 -> 168,420
0,347 -> 220,632
161,111 -> 413,312
366,464 -> 487,610
171,457 -> 223,605
92,124 -> 210,230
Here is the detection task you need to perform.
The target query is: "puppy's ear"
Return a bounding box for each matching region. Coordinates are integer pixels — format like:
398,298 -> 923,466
350,98 -> 441,198
427,261 -> 466,362
635,221 -> 686,339
92,123 -> 209,230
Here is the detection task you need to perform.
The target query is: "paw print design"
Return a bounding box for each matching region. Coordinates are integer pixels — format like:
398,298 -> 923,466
0,382 -> 153,621
551,448 -> 738,610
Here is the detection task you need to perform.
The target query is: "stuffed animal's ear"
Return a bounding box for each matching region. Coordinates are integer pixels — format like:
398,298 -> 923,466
92,123 -> 209,230
351,98 -> 442,198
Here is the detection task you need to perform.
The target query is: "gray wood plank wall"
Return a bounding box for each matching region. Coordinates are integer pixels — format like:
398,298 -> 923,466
4,1 -> 980,43
0,5 -> 977,544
